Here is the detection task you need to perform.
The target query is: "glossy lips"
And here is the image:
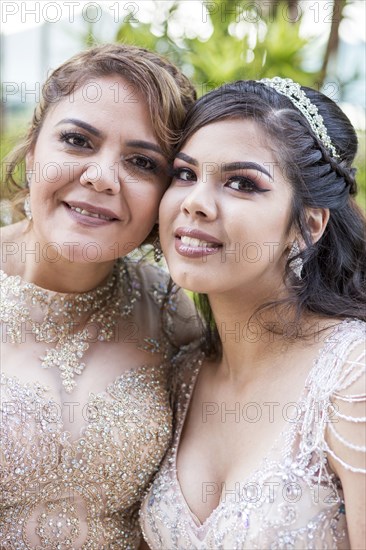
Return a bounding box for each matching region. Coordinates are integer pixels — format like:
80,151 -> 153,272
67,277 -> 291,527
175,227 -> 223,258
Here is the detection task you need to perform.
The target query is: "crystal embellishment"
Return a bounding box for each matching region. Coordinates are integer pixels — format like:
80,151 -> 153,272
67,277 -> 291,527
259,77 -> 340,159
0,259 -> 141,393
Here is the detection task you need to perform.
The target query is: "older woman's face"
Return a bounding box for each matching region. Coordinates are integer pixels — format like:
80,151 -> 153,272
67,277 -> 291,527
159,118 -> 294,299
26,76 -> 169,263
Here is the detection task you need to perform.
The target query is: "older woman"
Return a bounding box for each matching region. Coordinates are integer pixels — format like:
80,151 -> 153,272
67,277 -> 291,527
141,79 -> 366,549
0,44 -> 197,549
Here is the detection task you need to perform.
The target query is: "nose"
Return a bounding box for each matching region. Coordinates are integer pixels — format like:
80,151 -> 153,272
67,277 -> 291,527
80,159 -> 121,195
180,181 -> 218,221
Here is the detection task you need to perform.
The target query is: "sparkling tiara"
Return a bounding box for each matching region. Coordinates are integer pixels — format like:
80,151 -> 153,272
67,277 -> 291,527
258,77 -> 340,159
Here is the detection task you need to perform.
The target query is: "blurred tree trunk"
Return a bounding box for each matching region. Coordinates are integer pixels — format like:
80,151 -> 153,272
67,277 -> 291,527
267,0 -> 300,23
318,0 -> 347,86
264,0 -> 347,87
285,0 -> 300,23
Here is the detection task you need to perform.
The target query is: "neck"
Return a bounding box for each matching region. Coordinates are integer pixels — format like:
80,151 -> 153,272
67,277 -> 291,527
22,256 -> 116,293
208,289 -> 296,383
2,221 -> 116,293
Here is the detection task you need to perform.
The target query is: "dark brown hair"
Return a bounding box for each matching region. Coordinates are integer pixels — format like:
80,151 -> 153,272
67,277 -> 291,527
176,80 -> 365,357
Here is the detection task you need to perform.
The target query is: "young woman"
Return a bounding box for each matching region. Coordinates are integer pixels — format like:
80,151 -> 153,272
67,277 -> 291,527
140,78 -> 366,549
0,44 -> 197,549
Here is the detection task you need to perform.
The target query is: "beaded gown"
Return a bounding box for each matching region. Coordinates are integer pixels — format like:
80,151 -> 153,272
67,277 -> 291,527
140,319 -> 366,549
0,258 -> 194,549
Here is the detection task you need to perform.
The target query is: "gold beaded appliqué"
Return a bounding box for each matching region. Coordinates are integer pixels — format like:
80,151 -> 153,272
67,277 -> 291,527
0,259 -> 141,393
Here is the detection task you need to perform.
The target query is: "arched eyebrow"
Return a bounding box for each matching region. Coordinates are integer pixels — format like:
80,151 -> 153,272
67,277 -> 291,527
56,118 -> 103,138
176,152 -> 199,166
126,140 -> 164,157
222,162 -> 273,180
55,121 -> 165,158
175,154 -> 273,181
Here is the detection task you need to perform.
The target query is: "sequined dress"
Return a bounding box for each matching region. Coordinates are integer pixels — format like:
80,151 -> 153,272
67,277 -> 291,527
140,319 -> 366,549
0,258 -> 190,549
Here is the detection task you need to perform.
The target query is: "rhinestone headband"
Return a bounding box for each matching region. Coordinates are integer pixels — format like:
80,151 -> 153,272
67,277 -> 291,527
258,77 -> 340,159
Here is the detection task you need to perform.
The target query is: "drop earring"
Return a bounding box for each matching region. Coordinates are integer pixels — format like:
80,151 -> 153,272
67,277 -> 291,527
153,237 -> 163,263
288,240 -> 303,280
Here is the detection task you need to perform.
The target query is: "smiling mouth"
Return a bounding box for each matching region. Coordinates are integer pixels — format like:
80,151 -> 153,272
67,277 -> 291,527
180,236 -> 222,249
65,203 -> 118,221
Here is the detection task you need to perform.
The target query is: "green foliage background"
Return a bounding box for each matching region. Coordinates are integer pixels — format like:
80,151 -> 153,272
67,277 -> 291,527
1,0 -> 365,212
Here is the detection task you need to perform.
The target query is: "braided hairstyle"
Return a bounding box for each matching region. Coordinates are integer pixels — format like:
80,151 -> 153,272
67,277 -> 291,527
176,80 -> 365,354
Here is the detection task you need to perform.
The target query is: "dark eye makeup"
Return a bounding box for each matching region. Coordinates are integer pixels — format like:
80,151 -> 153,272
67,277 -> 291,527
171,164 -> 271,194
225,175 -> 270,193
171,167 -> 197,182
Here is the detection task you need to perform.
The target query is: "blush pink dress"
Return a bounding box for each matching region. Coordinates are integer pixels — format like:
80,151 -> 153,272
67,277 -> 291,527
140,319 -> 365,549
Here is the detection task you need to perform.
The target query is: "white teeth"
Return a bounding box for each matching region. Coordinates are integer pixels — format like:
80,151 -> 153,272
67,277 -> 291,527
181,236 -> 199,246
180,235 -> 219,248
70,206 -> 112,220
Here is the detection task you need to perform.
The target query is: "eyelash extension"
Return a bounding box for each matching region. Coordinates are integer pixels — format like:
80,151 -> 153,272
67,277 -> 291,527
226,176 -> 270,193
170,166 -> 196,181
171,167 -> 269,193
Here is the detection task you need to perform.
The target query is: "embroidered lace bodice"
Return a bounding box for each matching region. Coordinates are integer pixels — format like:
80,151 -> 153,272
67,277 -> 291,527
0,258 -> 193,549
140,319 -> 366,549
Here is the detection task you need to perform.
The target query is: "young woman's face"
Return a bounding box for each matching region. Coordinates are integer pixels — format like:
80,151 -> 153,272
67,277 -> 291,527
26,76 -> 169,263
159,118 -> 294,298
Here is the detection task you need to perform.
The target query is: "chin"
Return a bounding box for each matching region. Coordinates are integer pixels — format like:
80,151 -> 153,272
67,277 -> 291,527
54,243 -> 100,264
168,267 -> 213,294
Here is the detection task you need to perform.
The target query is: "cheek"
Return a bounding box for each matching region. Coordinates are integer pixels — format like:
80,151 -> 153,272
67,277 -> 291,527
159,186 -> 181,221
43,164 -> 64,185
30,183 -> 53,210
158,198 -> 174,244
127,188 -> 162,239
158,194 -> 169,226
146,186 -> 165,215
30,162 -> 71,200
